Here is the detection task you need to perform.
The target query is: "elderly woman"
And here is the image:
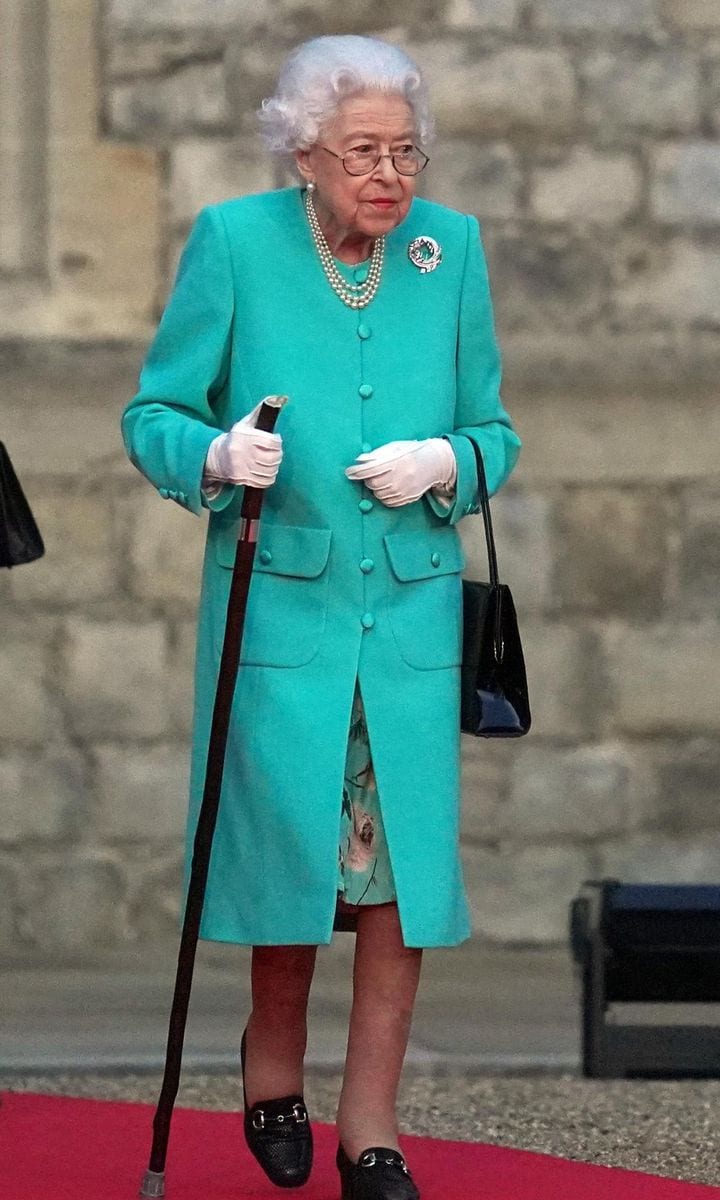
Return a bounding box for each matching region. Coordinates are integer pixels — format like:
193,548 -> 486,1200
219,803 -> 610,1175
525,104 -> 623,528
121,33 -> 520,1200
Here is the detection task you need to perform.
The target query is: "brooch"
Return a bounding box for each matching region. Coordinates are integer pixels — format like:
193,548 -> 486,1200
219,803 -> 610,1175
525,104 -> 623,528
408,235 -> 442,273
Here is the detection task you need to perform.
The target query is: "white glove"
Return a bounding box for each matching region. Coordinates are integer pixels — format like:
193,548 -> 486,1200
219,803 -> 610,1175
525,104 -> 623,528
344,438 -> 457,507
203,399 -> 283,489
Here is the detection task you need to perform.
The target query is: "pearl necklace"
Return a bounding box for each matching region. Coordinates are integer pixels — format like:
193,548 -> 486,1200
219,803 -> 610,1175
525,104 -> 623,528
304,188 -> 385,309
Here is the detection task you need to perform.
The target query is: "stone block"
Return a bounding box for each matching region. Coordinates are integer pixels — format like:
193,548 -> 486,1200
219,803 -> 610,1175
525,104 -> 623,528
530,148 -> 642,225
123,488 -> 205,609
109,63 -> 229,140
662,0 -> 720,30
485,229 -> 608,332
166,621 -> 197,736
0,751 -> 84,843
108,32 -> 228,78
460,736 -> 513,843
28,856 -> 127,952
107,0 -> 262,28
447,0 -> 520,28
63,618 -> 170,739
412,43 -> 577,136
603,620 -> 720,734
552,486 -> 670,616
93,743 -> 189,840
224,38 -> 293,134
502,329 -> 720,396
520,620 -> 607,739
425,140 -> 521,220
500,743 -> 632,841
130,856 -> 184,941
534,0 -> 658,30
709,61 -> 720,134
679,483 -> 720,615
461,485 -> 553,613
581,51 -> 700,134
651,142 -> 720,224
170,138 -> 276,225
654,738 -> 720,833
0,617 -> 61,743
0,861 -> 19,953
2,350 -> 144,477
615,238 -> 720,327
463,842 -> 591,943
597,833 -> 720,882
6,481 -> 117,606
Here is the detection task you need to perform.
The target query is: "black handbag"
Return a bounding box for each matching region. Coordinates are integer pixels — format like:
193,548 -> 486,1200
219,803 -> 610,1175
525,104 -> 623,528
0,441 -> 45,568
460,435 -> 530,737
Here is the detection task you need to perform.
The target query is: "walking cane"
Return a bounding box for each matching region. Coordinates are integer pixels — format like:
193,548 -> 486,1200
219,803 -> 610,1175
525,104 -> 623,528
140,394 -> 289,1199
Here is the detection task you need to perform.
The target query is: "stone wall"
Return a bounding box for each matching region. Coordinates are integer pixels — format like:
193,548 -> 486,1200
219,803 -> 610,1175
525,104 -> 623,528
1,0 -> 719,958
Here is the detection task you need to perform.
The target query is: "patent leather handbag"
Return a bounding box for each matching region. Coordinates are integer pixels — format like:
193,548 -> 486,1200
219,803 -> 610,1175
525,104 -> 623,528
460,436 -> 530,737
0,441 -> 45,568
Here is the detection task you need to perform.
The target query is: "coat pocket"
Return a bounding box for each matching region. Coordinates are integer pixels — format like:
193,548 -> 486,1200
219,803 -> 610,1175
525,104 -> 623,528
383,528 -> 466,669
212,523 -> 332,667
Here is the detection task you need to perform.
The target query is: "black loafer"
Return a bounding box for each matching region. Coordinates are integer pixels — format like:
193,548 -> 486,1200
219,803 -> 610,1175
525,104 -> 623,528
240,1025 -> 313,1188
336,1142 -> 421,1200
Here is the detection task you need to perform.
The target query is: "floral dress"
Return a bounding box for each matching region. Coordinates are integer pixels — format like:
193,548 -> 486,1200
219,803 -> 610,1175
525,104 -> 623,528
336,677 -> 397,910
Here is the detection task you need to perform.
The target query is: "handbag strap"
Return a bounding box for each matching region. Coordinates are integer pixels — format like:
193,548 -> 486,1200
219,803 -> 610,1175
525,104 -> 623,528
464,436 -> 500,587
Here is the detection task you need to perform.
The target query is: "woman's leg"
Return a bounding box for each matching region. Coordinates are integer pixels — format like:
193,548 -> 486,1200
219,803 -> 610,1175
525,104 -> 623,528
244,943 -> 318,1105
336,900 -> 423,1160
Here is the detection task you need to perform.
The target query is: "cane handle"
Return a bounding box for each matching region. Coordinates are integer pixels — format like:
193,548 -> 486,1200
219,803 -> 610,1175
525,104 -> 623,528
240,394 -> 288,522
255,393 -> 288,434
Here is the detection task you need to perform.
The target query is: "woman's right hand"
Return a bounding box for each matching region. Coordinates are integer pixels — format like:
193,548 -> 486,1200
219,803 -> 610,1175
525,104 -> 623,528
204,399 -> 283,488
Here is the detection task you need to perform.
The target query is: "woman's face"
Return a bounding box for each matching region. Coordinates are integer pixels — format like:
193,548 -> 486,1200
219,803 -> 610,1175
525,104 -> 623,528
295,91 -> 418,241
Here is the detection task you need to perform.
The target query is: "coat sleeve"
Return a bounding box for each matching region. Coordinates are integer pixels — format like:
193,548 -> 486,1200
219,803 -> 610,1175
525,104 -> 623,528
424,213 -> 521,524
120,204 -> 236,516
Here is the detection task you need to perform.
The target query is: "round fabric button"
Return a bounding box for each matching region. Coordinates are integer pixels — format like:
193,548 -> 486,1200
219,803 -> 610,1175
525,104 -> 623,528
354,266 -> 369,284
361,612 -> 375,630
358,498 -> 374,513
359,557 -> 374,573
361,441 -> 372,454
431,552 -> 441,567
358,383 -> 374,399
259,549 -> 273,564
357,323 -> 371,339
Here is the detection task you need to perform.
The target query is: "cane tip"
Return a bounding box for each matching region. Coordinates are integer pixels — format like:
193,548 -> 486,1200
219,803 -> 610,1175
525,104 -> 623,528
262,394 -> 289,409
139,1168 -> 165,1197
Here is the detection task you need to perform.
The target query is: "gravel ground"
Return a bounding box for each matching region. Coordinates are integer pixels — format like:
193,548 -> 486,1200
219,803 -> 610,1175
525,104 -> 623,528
3,1070 -> 720,1189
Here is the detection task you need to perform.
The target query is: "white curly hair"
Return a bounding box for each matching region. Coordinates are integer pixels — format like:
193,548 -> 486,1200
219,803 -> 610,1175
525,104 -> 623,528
257,35 -> 435,165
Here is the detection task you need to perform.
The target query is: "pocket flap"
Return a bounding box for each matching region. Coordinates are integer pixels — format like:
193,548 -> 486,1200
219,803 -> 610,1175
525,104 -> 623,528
215,523 -> 332,577
383,529 -> 466,581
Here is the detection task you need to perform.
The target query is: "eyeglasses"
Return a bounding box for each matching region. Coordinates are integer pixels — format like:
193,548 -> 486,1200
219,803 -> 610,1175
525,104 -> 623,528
319,144 -> 429,177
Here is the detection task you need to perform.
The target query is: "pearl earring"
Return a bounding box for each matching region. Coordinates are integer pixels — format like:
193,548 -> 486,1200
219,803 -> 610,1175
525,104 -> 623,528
307,180 -> 316,193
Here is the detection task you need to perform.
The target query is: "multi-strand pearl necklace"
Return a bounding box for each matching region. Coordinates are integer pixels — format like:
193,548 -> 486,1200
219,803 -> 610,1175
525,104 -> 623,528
304,188 -> 385,310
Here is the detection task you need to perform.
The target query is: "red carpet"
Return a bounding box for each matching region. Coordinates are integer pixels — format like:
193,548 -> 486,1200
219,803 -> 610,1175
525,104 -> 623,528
2,1091 -> 719,1199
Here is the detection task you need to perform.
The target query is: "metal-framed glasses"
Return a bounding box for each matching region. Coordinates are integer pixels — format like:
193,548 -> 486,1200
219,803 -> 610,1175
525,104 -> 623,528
320,144 -> 429,177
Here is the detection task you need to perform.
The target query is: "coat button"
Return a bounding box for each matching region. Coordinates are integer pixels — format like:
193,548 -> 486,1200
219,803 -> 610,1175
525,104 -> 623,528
259,549 -> 272,564
361,441 -> 372,453
159,487 -> 169,498
358,383 -> 374,399
359,498 -> 373,513
361,612 -> 375,630
431,552 -> 441,567
359,557 -> 374,573
357,323 -> 371,339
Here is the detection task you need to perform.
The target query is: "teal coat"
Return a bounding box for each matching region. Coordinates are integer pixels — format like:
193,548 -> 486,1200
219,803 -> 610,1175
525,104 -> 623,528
121,186 -> 521,948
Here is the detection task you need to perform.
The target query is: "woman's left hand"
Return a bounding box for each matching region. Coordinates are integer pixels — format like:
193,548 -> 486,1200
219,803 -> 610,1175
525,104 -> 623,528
345,437 -> 457,507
